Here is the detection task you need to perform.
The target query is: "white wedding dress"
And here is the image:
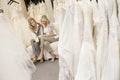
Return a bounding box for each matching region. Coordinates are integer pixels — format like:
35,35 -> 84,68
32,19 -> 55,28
75,1 -> 96,80
58,4 -> 74,80
28,1 -> 54,23
45,0 -> 54,22
28,3 -> 35,19
117,0 -> 120,77
54,3 -> 66,28
101,0 -> 120,80
94,0 -> 109,80
73,1 -> 84,75
9,3 -> 33,47
0,12 -> 35,80
34,2 -> 48,22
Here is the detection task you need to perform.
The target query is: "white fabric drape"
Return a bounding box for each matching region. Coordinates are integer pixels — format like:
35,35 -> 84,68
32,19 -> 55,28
9,3 -> 33,47
101,0 -> 120,79
59,4 -> 74,80
28,1 -> 54,23
0,0 -> 33,47
73,2 -> 84,75
0,13 -> 35,80
58,0 -> 120,80
75,1 -> 96,80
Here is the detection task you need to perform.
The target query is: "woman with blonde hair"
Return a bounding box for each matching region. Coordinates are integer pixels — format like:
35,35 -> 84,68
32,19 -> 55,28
28,17 -> 44,63
37,15 -> 59,62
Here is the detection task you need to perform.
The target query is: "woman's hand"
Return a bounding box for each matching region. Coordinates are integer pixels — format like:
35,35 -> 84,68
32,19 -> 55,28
45,34 -> 56,37
41,34 -> 56,38
38,35 -> 47,38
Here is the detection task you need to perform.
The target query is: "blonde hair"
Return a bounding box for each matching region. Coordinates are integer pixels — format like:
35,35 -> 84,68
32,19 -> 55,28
28,18 -> 37,32
41,15 -> 50,24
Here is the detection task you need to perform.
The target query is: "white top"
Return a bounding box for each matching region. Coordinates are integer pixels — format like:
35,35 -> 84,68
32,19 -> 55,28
35,24 -> 39,33
43,24 -> 59,39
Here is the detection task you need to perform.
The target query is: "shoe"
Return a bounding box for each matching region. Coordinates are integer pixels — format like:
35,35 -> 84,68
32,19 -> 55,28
37,55 -> 43,61
32,56 -> 37,63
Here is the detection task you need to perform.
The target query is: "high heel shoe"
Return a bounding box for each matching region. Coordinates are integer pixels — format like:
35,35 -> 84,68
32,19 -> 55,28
37,55 -> 43,61
32,56 -> 37,63
37,55 -> 44,63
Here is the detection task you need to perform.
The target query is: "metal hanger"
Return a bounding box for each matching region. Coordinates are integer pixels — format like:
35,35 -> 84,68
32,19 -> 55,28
7,0 -> 19,5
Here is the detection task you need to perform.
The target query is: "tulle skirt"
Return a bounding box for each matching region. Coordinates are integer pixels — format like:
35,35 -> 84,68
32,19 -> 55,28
0,15 -> 35,80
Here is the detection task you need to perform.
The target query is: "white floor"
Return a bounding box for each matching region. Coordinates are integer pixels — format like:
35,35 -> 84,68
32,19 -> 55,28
32,59 -> 59,80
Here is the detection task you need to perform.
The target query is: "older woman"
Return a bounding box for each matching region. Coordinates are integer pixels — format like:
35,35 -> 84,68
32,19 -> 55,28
37,15 -> 59,62
28,18 -> 44,63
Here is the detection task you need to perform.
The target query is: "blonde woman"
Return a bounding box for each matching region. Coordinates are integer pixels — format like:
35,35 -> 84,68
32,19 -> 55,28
28,18 -> 44,63
38,15 -> 59,62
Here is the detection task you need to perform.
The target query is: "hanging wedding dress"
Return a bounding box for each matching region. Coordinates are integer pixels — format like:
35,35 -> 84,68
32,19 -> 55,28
54,3 -> 66,29
45,0 -> 54,22
28,1 -> 54,23
9,3 -> 33,47
117,0 -> 120,69
94,0 -> 109,80
117,0 -> 120,23
53,0 -> 59,10
73,1 -> 84,75
117,0 -> 120,77
101,0 -> 120,80
28,3 -> 35,19
75,1 -> 96,80
32,2 -> 48,22
0,11 -> 35,80
91,0 -> 98,49
59,4 -> 74,80
33,3 -> 41,22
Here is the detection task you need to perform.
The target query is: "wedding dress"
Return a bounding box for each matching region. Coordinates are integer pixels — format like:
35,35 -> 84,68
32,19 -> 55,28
45,0 -> 54,22
91,0 -> 98,48
101,0 -> 120,80
28,3 -> 35,19
0,12 -> 35,80
117,0 -> 120,23
94,0 -> 109,80
75,1 -> 96,80
54,3 -> 66,28
28,1 -> 54,23
9,3 -> 33,47
34,2 -> 48,22
117,0 -> 120,77
73,1 -> 84,75
59,4 -> 74,80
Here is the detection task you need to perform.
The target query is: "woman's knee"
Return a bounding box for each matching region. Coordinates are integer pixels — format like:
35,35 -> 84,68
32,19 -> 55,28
44,42 -> 53,52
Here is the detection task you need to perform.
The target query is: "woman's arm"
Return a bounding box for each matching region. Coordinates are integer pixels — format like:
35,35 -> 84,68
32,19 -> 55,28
44,24 -> 58,37
43,33 -> 56,37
